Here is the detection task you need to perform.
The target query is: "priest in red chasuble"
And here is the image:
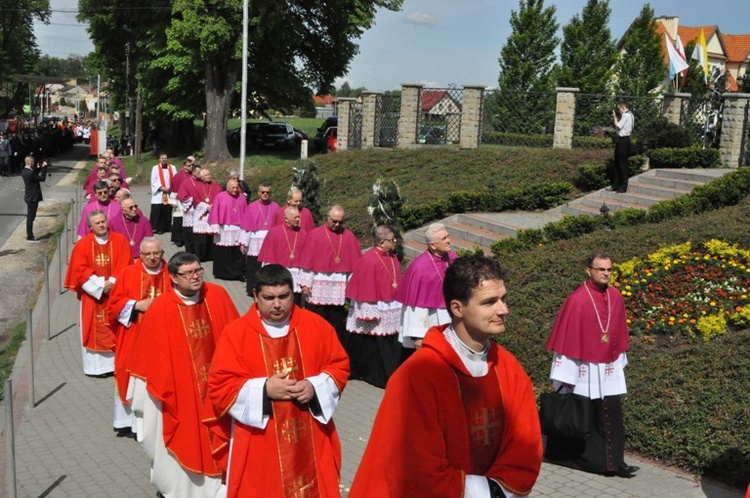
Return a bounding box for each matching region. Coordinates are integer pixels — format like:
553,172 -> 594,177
65,210 -> 133,377
297,205 -> 361,343
128,252 -> 239,498
204,264 -> 349,498
350,255 -> 542,498
344,225 -> 402,388
544,252 -> 637,478
107,237 -> 169,438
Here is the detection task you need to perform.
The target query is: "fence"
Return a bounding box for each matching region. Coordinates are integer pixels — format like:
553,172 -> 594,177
374,94 -> 400,148
417,86 -> 463,145
480,90 -> 556,148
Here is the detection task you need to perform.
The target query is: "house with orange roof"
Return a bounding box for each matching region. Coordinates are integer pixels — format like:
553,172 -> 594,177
655,16 -> 749,91
421,90 -> 461,117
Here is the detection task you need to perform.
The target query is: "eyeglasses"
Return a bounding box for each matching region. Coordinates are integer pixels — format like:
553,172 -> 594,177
140,251 -> 164,257
384,238 -> 397,243
109,178 -> 121,183
328,218 -> 344,225
590,267 -> 614,273
176,267 -> 204,278
259,190 -> 271,194
126,204 -> 139,210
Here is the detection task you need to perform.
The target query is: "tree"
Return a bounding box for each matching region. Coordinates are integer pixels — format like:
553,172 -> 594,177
0,0 -> 50,115
81,0 -> 403,162
557,0 -> 617,94
497,0 -> 559,93
612,3 -> 664,96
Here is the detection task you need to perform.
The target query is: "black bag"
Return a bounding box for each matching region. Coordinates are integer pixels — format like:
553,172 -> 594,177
539,388 -> 590,440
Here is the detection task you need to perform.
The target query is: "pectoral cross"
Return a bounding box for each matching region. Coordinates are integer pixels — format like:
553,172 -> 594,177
290,475 -> 315,498
273,357 -> 299,380
95,253 -> 110,266
281,417 -> 306,443
146,286 -> 160,299
470,408 -> 502,446
189,319 -> 211,339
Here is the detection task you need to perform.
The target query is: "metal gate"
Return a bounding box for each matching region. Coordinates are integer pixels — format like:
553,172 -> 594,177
375,94 -> 400,147
348,102 -> 363,150
418,85 -> 462,145
741,102 -> 750,167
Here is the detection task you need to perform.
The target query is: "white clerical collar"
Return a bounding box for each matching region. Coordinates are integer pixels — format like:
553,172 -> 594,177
444,325 -> 489,377
258,310 -> 291,338
94,232 -> 109,245
175,288 -> 201,305
144,263 -> 163,275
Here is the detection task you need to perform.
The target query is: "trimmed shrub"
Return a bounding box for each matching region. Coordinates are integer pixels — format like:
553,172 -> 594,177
572,136 -> 613,149
481,131 -> 553,148
649,147 -> 721,168
639,116 -> 694,149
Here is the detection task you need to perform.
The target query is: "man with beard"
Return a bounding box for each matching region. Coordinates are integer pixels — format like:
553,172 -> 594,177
107,237 -> 169,438
109,197 -> 154,260
149,152 -> 177,234
65,211 -> 133,376
297,205 -> 361,343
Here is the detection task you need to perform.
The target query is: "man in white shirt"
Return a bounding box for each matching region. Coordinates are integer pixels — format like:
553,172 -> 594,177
609,102 -> 634,193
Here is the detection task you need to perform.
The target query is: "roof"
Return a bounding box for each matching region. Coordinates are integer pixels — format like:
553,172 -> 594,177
721,33 -> 750,63
420,90 -> 461,112
313,94 -> 336,105
655,22 -> 724,65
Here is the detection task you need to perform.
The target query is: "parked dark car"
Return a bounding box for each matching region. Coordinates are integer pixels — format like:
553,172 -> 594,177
314,116 -> 338,151
256,122 -> 297,149
226,121 -> 265,146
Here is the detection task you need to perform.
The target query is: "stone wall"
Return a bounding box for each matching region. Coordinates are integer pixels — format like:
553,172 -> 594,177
553,88 -> 578,149
719,93 -> 750,167
459,86 -> 484,149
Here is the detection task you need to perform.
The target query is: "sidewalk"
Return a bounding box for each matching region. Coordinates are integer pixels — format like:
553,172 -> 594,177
1,184 -> 744,497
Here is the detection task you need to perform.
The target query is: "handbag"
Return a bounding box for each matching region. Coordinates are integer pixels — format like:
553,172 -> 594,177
539,387 -> 590,440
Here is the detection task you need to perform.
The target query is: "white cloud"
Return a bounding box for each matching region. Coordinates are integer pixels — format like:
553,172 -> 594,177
404,12 -> 436,28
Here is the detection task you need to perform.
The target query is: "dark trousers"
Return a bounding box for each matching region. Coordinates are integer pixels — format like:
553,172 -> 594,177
182,226 -> 195,254
612,136 -> 631,192
305,303 -> 348,346
26,201 -> 39,238
149,203 -> 173,233
245,255 -> 262,296
171,216 -> 183,246
345,332 -> 401,388
193,233 -> 213,262
545,395 -> 626,474
0,157 -> 9,176
212,245 -> 245,281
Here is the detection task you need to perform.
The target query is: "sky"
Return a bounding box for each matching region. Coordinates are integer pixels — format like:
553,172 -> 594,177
34,0 -> 750,91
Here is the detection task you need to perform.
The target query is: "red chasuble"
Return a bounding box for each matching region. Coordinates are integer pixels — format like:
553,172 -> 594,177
349,326 -> 543,498
128,283 -> 240,476
545,280 -> 630,363
65,231 -> 133,352
204,304 -> 350,498
107,260 -> 169,403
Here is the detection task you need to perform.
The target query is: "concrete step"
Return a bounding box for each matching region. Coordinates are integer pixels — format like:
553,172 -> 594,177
597,190 -> 665,207
402,229 -> 495,261
650,168 -> 734,183
623,182 -> 688,199
557,203 -> 603,217
454,212 -> 566,235
442,220 -> 505,247
637,175 -> 703,191
576,195 -> 654,212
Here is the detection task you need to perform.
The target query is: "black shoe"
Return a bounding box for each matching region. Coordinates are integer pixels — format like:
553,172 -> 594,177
114,427 -> 133,438
614,463 -> 639,478
86,371 -> 114,379
27,236 -> 41,242
616,189 -> 627,193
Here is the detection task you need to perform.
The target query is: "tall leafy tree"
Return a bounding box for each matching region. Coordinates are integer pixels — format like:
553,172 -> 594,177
497,0 -> 559,93
557,0 -> 616,94
612,3 -> 664,97
0,0 -> 51,115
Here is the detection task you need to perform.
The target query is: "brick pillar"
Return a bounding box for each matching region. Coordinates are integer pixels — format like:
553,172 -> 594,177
553,87 -> 578,149
336,98 -> 356,152
719,93 -> 750,168
459,85 -> 484,149
661,92 -> 690,125
397,84 -> 422,148
360,92 -> 379,149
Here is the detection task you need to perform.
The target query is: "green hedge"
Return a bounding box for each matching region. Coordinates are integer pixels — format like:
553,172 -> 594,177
574,157 -> 643,190
481,131 -> 553,148
648,147 -> 722,168
572,136 -> 613,149
399,182 -> 574,230
492,167 -> 750,257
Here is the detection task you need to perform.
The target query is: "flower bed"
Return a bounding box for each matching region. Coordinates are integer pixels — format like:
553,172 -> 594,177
614,239 -> 750,342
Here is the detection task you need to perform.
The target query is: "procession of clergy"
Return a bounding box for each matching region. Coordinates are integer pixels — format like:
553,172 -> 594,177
62,153 -> 628,497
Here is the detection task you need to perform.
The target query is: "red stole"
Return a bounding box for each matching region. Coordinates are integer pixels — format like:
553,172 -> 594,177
158,164 -> 174,204
178,302 -> 216,405
260,328 -> 322,497
90,241 -> 115,351
457,371 -> 505,474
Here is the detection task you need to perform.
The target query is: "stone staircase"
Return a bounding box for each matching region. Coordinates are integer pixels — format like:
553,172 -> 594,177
402,168 -> 735,260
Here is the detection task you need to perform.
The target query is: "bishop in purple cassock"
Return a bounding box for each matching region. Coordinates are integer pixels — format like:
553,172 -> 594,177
238,181 -> 280,294
109,197 -> 154,259
207,179 -> 247,281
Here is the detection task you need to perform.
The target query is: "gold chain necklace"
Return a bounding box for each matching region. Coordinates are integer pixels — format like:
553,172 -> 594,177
324,227 -> 343,263
584,283 -> 611,344
374,247 -> 398,289
283,226 -> 299,259
121,212 -> 136,246
429,251 -> 447,282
